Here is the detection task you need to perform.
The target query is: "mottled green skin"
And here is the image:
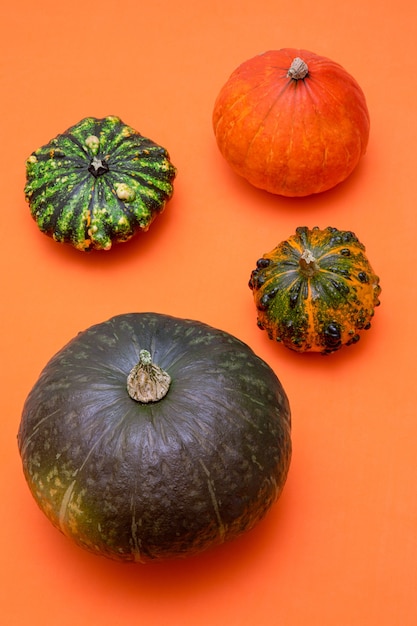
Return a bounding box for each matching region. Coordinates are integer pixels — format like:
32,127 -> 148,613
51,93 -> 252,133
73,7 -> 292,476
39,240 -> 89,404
18,313 -> 291,562
25,116 -> 177,251
249,226 -> 381,354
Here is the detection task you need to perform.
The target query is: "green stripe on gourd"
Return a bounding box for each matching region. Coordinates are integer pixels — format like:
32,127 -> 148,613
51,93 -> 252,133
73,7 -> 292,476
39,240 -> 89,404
25,116 -> 177,251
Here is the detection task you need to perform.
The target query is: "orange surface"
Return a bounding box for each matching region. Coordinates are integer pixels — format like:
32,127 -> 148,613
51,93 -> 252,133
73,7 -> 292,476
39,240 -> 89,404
1,1 -> 416,624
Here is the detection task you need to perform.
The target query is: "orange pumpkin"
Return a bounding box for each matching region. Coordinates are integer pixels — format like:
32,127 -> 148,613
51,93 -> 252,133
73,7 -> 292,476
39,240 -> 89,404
212,49 -> 370,197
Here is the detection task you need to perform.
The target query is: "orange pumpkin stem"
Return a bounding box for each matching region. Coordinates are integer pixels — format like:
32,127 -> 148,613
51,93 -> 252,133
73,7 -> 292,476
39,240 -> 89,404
287,57 -> 309,80
299,249 -> 318,277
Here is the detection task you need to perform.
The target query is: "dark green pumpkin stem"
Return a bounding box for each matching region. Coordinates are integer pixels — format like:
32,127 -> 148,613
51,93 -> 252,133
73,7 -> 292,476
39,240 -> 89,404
88,156 -> 109,178
127,349 -> 171,403
299,249 -> 319,277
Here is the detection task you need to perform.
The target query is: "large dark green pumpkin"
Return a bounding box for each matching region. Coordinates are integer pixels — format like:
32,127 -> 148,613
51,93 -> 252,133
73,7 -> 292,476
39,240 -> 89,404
24,116 -> 176,251
18,313 -> 291,562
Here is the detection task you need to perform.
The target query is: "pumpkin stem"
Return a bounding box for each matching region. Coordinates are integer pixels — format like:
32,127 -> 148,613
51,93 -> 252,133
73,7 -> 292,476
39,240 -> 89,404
299,249 -> 319,277
127,349 -> 171,403
287,57 -> 309,80
88,156 -> 110,178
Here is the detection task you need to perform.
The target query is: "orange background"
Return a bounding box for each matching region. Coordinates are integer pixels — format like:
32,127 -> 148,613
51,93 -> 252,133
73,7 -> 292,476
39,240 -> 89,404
1,1 -> 416,624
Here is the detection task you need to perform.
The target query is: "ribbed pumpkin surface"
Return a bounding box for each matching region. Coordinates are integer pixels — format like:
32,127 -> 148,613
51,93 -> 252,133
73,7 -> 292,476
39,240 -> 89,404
25,116 -> 176,251
213,49 -> 370,197
249,227 -> 381,354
